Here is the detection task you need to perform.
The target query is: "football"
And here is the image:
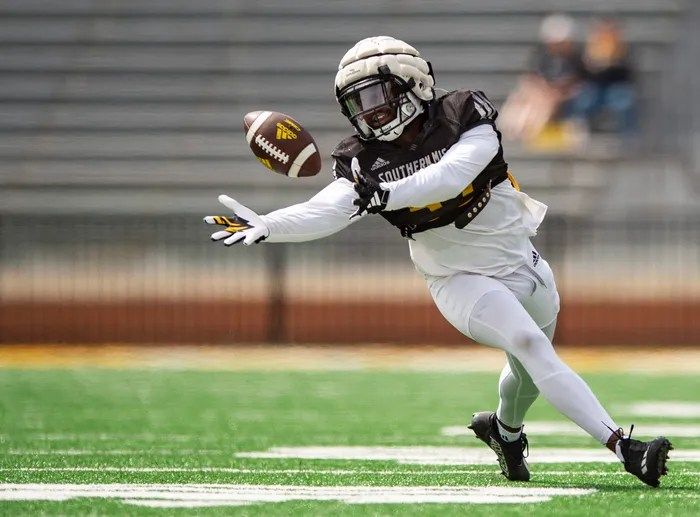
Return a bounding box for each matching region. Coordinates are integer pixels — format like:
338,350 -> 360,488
243,111 -> 322,177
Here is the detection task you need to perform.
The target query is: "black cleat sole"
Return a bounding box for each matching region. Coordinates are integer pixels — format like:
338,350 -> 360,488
638,436 -> 673,488
653,438 -> 673,486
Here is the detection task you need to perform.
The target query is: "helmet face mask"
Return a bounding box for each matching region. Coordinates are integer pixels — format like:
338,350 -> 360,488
337,74 -> 419,141
334,36 -> 435,142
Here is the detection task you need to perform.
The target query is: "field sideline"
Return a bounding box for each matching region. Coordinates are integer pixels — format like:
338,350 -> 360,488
1,345 -> 699,515
3,344 -> 700,372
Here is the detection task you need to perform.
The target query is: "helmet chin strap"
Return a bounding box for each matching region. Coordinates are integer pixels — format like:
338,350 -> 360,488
376,128 -> 402,142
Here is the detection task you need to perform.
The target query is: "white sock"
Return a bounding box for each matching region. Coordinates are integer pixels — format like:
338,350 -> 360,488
496,418 -> 522,442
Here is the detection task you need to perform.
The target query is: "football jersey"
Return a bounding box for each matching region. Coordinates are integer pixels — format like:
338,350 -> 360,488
332,89 -> 509,238
331,89 -> 548,278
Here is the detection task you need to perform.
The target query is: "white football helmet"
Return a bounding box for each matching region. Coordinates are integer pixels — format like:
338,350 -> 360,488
335,36 -> 435,141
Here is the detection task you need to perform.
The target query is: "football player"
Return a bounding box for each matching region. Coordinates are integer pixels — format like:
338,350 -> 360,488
205,36 -> 671,486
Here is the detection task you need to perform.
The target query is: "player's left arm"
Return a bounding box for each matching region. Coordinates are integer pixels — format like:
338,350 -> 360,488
380,123 -> 499,211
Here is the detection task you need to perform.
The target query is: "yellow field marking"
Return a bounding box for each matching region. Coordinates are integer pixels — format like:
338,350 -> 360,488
1,345 -> 700,372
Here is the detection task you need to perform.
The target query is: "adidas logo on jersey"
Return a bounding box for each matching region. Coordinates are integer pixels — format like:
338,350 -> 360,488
371,157 -> 390,171
532,250 -> 540,267
276,123 -> 297,140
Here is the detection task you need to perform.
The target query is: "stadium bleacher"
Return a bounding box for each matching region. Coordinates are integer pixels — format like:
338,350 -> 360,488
1,0 -> 700,348
0,0 -> 688,215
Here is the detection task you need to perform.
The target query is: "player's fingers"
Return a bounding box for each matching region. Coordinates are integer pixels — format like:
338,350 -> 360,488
351,156 -> 362,184
223,232 -> 246,246
218,194 -> 246,214
353,182 -> 370,197
350,207 -> 364,220
242,229 -> 264,246
210,230 -> 231,241
361,173 -> 377,188
204,215 -> 233,226
219,194 -> 260,223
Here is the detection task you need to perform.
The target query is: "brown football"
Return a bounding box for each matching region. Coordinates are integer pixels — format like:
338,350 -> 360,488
243,111 -> 321,177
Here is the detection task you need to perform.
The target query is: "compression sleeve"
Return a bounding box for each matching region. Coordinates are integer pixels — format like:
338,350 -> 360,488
260,178 -> 362,243
380,124 -> 499,211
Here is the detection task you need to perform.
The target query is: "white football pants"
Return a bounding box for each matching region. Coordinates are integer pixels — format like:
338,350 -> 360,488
427,252 -> 618,444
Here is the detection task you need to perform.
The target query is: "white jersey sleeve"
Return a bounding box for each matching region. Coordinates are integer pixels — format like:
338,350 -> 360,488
380,124 -> 499,211
260,178 -> 362,243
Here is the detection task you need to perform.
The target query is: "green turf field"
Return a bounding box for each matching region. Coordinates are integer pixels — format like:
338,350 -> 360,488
1,368 -> 699,515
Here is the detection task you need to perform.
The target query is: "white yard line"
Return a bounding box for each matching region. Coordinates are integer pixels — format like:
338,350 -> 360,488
235,446 -> 700,464
442,422 -> 700,437
6,449 -> 222,456
618,402 -> 700,418
6,445 -> 700,463
25,433 -> 195,442
0,484 -> 596,507
1,467 -> 699,476
7,444 -> 700,464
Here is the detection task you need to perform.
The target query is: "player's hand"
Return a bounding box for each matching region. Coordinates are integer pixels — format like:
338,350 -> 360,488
204,195 -> 270,246
350,157 -> 389,219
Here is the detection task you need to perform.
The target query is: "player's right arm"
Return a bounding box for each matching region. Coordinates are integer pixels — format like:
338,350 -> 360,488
205,177 -> 362,246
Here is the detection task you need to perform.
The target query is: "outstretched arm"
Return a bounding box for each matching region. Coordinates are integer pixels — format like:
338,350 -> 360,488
380,124 -> 499,211
205,178 -> 362,246
261,178 -> 356,242
262,178 -> 362,242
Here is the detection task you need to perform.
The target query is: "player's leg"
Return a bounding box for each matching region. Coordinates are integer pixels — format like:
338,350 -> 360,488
496,353 -> 539,432
468,288 -> 618,443
429,272 -> 671,486
470,289 -> 672,486
494,261 -> 558,433
429,273 -> 544,481
494,320 -> 554,439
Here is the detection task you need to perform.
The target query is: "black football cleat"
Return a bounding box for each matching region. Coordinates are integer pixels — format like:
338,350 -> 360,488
615,427 -> 673,487
468,411 -> 530,481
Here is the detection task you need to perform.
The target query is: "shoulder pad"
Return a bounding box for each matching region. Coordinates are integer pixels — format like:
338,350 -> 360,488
331,135 -> 364,181
437,89 -> 497,130
331,134 -> 363,159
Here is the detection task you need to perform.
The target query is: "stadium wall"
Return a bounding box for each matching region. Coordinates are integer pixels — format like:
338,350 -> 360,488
2,298 -> 700,346
2,214 -> 699,347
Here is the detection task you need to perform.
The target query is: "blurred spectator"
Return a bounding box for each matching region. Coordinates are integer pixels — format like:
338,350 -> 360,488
500,14 -> 585,149
566,18 -> 637,136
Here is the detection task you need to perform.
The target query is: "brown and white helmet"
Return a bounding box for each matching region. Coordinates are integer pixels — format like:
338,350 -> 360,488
335,36 -> 435,141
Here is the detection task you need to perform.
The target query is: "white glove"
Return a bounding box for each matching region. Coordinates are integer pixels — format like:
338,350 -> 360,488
204,194 -> 270,246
